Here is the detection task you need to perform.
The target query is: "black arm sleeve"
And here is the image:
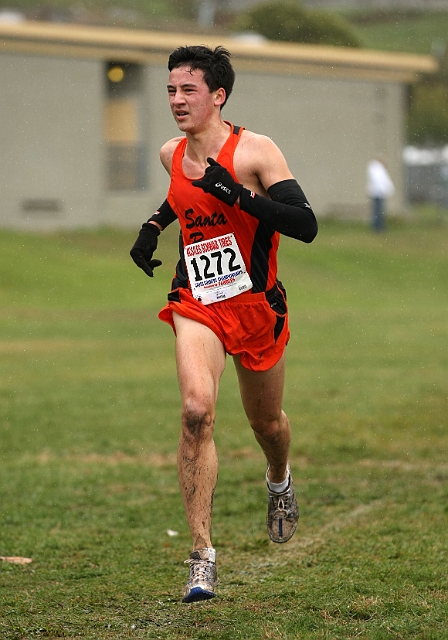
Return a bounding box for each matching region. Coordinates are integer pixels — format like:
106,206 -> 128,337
238,179 -> 318,243
148,199 -> 178,230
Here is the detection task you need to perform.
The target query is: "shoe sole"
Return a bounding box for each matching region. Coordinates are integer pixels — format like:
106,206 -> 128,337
182,586 -> 216,603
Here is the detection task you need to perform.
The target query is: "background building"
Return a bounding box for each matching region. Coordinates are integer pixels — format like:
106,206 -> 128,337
0,20 -> 436,230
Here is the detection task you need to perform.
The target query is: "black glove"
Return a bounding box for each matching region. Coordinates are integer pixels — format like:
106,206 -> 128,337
130,223 -> 162,278
192,157 -> 243,206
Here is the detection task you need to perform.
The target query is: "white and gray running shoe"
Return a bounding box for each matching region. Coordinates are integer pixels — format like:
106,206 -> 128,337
267,475 -> 299,543
182,548 -> 218,603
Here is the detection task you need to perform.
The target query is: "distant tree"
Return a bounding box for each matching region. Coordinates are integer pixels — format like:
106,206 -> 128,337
408,84 -> 448,145
232,1 -> 360,47
407,48 -> 448,145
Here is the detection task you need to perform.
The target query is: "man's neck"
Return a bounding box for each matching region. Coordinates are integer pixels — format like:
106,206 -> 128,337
185,119 -> 230,165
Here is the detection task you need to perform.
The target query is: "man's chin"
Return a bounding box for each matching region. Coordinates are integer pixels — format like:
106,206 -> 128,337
177,121 -> 196,134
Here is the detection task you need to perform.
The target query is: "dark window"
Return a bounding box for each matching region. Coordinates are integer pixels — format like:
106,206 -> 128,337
105,62 -> 147,191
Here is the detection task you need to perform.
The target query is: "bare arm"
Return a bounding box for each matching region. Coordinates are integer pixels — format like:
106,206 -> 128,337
160,137 -> 183,176
194,132 -> 317,243
234,132 -> 295,196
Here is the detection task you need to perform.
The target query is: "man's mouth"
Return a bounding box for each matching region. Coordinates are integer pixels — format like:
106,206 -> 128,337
176,111 -> 188,118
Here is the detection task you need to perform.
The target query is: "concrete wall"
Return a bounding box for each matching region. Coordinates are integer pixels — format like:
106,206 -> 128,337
0,51 -> 406,230
0,53 -> 103,231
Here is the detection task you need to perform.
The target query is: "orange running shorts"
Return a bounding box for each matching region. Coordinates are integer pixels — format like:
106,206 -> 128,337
158,281 -> 290,372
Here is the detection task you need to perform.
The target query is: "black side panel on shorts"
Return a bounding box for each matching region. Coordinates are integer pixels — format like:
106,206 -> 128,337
167,287 -> 181,302
266,281 -> 288,342
273,316 -> 286,342
250,221 -> 275,293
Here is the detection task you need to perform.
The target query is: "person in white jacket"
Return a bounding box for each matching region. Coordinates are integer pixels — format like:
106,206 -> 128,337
367,156 -> 395,232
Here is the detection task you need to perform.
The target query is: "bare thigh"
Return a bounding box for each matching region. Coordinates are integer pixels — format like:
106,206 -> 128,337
233,351 -> 286,431
173,312 -> 226,415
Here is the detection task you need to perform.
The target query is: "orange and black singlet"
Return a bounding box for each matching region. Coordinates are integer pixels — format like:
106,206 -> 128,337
167,123 -> 280,294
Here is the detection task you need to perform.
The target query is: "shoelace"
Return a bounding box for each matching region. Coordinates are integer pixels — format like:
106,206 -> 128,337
270,489 -> 295,515
185,557 -> 215,583
186,558 -> 219,590
276,497 -> 286,511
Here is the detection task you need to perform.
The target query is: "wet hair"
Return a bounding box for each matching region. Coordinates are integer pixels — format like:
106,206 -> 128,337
168,45 -> 235,109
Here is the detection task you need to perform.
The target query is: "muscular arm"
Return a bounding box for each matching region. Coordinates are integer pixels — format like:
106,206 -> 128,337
135,137 -> 181,236
193,134 -> 318,243
160,137 -> 183,176
241,134 -> 317,241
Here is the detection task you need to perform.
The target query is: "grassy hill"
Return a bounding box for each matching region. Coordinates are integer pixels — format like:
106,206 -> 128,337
345,10 -> 448,54
2,1 -> 448,56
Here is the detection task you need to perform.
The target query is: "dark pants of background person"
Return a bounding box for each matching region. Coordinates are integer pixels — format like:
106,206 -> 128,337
371,197 -> 385,232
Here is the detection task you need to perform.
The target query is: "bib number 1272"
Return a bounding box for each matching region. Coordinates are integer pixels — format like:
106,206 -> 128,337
189,247 -> 240,282
184,233 -> 253,305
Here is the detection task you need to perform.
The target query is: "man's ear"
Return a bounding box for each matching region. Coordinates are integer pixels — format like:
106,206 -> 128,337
214,87 -> 226,107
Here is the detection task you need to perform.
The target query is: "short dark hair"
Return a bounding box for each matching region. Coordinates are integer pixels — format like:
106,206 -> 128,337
168,45 -> 235,109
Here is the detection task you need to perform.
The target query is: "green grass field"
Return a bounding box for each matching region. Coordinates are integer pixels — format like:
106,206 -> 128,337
0,216 -> 447,639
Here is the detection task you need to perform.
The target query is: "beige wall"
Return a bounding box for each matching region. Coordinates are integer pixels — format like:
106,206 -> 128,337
0,52 -> 406,231
0,53 -> 103,231
224,70 -> 404,219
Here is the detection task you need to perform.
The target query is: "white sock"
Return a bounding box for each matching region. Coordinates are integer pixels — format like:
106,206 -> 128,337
204,547 -> 216,563
266,467 -> 290,494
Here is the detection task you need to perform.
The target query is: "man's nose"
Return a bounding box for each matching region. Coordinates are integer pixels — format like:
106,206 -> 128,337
171,90 -> 185,104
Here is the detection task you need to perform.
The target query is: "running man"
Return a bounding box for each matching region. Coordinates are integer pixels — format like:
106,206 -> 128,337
130,45 -> 318,603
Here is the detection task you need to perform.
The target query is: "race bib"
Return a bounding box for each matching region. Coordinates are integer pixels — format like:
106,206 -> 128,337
184,233 -> 253,305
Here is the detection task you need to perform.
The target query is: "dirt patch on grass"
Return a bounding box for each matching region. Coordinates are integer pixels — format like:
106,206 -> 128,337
0,339 -> 90,353
359,458 -> 448,472
34,450 -> 177,467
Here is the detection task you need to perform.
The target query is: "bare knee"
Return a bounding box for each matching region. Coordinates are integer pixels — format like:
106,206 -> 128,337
181,397 -> 215,442
249,410 -> 285,440
251,419 -> 281,440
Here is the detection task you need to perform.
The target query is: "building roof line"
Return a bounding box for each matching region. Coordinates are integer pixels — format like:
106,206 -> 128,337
0,20 -> 438,76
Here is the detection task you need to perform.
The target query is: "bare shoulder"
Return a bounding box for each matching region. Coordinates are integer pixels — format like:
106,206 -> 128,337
236,129 -> 294,191
160,136 -> 184,174
238,130 -> 278,156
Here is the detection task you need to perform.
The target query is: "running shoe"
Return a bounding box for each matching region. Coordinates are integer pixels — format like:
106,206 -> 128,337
182,548 -> 218,603
266,473 -> 299,543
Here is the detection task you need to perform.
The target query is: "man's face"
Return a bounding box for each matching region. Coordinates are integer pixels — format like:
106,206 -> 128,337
167,66 -> 217,133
